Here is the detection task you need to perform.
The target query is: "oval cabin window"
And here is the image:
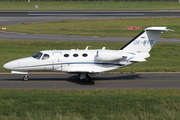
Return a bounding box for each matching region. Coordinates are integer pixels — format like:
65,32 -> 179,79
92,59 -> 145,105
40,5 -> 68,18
64,54 -> 69,57
82,53 -> 88,57
73,54 -> 78,57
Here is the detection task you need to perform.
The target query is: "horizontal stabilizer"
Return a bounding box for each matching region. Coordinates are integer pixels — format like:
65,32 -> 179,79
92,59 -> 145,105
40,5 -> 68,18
124,52 -> 150,62
129,57 -> 146,62
145,27 -> 174,31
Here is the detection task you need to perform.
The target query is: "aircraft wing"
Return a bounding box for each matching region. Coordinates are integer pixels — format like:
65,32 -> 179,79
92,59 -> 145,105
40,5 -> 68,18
69,71 -> 97,73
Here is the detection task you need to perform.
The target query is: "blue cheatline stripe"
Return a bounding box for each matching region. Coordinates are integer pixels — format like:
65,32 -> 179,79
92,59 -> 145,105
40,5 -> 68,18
63,62 -> 124,66
14,63 -> 53,68
14,62 -> 125,68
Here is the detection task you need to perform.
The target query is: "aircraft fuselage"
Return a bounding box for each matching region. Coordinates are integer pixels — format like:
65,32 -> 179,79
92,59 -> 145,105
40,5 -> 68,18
3,27 -> 173,82
4,49 -> 134,73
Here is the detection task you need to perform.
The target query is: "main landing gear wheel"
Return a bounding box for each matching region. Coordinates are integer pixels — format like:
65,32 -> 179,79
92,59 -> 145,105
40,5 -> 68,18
23,74 -> 29,81
84,74 -> 91,82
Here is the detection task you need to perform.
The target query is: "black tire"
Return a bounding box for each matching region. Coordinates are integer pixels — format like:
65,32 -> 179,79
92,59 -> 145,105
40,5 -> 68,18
23,75 -> 29,81
84,75 -> 91,82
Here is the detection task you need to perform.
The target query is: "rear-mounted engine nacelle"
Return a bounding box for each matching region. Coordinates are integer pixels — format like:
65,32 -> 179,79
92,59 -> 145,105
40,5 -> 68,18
96,50 -> 122,61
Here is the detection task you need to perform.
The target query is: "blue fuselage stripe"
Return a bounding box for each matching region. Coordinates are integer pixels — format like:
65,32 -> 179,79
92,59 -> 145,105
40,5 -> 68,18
14,62 -> 124,68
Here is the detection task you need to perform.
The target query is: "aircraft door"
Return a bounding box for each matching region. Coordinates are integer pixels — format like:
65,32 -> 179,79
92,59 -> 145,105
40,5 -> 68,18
53,52 -> 62,71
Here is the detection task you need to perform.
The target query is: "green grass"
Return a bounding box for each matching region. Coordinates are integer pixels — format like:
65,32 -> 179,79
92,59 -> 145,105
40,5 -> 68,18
2,18 -> 180,38
0,2 -> 180,10
1,39 -> 180,72
0,89 -> 180,120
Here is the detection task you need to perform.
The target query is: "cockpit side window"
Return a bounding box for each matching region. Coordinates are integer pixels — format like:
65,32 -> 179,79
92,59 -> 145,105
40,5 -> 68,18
32,52 -> 43,60
42,54 -> 50,60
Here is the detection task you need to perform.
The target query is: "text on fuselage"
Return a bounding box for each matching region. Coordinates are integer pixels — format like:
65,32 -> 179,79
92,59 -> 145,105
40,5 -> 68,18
133,40 -> 154,45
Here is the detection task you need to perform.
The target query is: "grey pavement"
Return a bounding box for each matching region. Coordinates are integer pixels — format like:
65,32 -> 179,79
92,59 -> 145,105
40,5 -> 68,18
0,73 -> 180,90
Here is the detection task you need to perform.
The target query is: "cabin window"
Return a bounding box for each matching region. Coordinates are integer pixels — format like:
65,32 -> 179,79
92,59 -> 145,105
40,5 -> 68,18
64,54 -> 69,57
82,53 -> 88,57
73,54 -> 78,57
42,54 -> 50,60
32,52 -> 43,60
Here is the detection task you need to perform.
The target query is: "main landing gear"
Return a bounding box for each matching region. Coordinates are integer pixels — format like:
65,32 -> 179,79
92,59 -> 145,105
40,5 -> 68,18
23,74 -> 29,81
84,74 -> 91,82
80,73 -> 91,82
22,73 -> 91,82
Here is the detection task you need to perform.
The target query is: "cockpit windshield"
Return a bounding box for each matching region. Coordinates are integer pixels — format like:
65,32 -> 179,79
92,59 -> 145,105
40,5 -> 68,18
32,52 -> 43,60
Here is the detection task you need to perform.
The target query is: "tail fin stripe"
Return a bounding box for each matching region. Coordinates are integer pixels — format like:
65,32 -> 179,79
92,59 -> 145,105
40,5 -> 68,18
120,31 -> 145,50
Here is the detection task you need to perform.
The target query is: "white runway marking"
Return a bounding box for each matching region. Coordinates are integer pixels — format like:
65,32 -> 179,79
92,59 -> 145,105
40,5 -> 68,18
28,13 -> 144,16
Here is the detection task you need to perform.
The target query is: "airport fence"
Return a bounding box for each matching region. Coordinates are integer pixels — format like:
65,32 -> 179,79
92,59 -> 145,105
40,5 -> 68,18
1,0 -> 179,2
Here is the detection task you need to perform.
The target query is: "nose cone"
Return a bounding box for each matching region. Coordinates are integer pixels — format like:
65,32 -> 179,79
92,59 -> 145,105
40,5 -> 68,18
3,57 -> 34,71
3,62 -> 14,70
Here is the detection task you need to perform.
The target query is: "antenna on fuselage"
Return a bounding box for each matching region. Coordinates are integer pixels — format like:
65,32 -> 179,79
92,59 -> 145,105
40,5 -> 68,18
85,46 -> 89,50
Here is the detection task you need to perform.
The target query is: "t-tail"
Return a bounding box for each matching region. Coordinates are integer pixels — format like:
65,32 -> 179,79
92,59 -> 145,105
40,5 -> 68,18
120,27 -> 173,62
120,27 -> 173,53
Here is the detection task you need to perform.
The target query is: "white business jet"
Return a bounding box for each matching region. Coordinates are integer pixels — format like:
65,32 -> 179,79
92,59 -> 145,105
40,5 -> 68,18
3,27 -> 172,82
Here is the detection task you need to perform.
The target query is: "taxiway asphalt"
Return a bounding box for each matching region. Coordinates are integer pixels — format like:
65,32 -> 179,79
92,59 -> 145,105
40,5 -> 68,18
1,10 -> 180,26
0,73 -> 180,90
0,31 -> 179,43
1,10 -> 180,17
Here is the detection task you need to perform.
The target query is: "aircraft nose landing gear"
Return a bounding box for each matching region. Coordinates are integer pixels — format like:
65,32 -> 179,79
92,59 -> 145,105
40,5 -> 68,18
23,74 -> 29,81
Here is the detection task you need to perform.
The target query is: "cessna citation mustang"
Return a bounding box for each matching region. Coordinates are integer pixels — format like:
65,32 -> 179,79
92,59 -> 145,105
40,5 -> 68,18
3,27 -> 172,82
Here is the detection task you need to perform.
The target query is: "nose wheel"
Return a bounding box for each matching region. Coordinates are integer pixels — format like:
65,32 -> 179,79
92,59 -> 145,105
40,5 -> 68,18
23,74 -> 29,81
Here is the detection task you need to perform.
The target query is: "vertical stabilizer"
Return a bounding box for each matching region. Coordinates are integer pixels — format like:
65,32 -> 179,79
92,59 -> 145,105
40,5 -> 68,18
120,27 -> 172,53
